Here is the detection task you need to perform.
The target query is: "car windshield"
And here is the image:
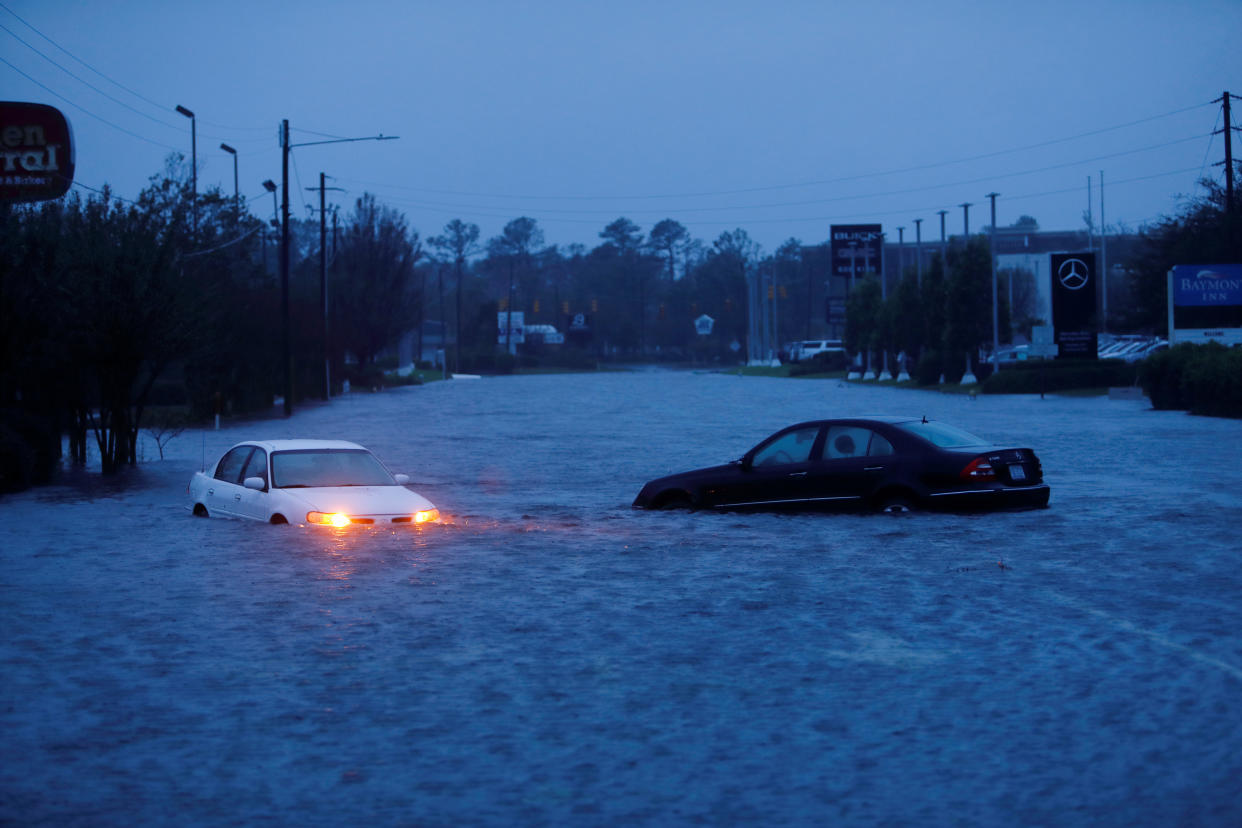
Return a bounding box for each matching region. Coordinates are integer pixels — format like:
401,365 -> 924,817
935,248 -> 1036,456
895,421 -> 989,448
271,449 -> 395,488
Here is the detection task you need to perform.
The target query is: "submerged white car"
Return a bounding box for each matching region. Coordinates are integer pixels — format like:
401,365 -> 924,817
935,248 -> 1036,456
187,439 -> 439,526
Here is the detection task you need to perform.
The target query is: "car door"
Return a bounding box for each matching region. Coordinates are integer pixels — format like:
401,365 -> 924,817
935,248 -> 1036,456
714,425 -> 824,508
207,446 -> 254,518
803,426 -> 893,507
233,447 -> 270,521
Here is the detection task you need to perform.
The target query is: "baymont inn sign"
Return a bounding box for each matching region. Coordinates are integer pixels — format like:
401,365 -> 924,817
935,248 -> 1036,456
0,102 -> 75,203
1167,264 -> 1242,346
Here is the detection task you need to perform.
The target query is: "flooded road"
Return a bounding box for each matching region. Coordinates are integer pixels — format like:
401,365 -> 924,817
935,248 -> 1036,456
2,371 -> 1240,825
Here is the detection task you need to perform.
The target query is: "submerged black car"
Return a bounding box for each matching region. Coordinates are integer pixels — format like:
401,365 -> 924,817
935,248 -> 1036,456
632,416 -> 1050,513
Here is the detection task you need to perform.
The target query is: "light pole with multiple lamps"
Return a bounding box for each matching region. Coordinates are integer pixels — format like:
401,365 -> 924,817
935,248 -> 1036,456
175,104 -> 196,235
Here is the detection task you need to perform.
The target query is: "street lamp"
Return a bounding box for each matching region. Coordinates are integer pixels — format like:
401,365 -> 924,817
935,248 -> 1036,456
220,143 -> 238,217
262,179 -> 277,225
175,105 -> 196,235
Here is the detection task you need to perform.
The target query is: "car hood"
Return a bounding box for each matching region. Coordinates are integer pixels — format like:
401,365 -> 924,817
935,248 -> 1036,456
278,485 -> 435,516
635,463 -> 739,502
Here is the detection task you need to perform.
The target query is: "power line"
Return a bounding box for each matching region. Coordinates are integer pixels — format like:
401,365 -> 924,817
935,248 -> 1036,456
0,0 -> 268,133
0,54 -> 182,151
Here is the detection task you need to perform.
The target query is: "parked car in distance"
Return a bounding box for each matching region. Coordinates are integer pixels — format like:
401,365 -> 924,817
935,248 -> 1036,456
187,439 -> 439,526
790,339 -> 846,362
633,417 -> 1050,513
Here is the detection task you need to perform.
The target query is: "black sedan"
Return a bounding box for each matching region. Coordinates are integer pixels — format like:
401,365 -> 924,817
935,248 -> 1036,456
632,416 -> 1050,513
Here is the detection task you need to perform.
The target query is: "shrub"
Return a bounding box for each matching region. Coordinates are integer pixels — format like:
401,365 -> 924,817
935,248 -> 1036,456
789,350 -> 850,376
982,358 -> 1138,394
1139,342 -> 1242,416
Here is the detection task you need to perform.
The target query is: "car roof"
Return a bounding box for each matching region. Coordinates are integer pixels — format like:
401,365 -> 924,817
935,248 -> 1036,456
234,439 -> 368,452
782,415 -> 921,430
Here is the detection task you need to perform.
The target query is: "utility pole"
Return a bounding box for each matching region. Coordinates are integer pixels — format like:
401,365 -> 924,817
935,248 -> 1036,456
1086,175 -> 1094,252
937,209 -> 948,262
1100,169 -> 1108,331
280,119 -> 291,417
987,193 -> 1000,373
913,218 -> 923,288
960,203 -> 972,237
1216,91 -> 1236,216
276,121 -> 398,417
307,173 -> 345,400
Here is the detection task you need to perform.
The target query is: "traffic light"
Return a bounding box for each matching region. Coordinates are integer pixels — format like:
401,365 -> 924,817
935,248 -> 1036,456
562,300 -> 569,315
498,297 -> 508,311
658,303 -> 666,320
591,298 -> 598,312
533,299 -> 540,313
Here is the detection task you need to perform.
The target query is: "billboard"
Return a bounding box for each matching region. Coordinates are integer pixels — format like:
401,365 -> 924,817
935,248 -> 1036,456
1,102 -> 75,202
830,224 -> 883,283
1050,252 -> 1098,359
1167,264 -> 1242,346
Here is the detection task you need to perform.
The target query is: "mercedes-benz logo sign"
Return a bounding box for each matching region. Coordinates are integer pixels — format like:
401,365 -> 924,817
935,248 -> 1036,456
1058,258 -> 1090,290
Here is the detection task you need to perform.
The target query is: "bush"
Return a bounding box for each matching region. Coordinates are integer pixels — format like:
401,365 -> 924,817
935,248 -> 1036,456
789,350 -> 850,376
914,350 -> 945,386
0,409 -> 58,493
982,358 -> 1138,394
1142,342 -> 1242,417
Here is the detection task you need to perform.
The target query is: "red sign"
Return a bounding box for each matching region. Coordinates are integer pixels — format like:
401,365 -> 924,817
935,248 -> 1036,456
1,102 -> 75,203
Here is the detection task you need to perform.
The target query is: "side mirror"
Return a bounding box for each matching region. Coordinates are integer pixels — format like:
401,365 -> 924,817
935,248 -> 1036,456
737,455 -> 753,472
393,473 -> 410,485
243,476 -> 266,491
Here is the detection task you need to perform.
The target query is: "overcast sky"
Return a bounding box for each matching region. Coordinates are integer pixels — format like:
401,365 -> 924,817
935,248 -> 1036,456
4,0 -> 1240,253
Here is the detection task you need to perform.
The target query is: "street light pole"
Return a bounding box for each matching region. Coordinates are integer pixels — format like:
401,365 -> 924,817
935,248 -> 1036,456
220,143 -> 238,218
987,192 -> 1001,373
175,105 -> 196,235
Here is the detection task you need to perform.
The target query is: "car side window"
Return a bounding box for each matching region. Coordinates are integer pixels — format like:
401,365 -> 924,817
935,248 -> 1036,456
867,433 -> 894,456
214,447 -> 253,484
241,448 -> 268,488
824,426 -> 874,459
753,426 -> 820,467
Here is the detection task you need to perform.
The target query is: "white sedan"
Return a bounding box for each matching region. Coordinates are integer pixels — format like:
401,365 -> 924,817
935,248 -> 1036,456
187,439 -> 439,526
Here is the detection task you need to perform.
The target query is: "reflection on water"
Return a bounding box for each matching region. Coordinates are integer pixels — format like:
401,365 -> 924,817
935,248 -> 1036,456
3,372 -> 1242,825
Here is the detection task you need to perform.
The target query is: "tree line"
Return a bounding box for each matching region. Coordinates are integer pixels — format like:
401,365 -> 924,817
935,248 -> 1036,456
0,158 -> 1236,487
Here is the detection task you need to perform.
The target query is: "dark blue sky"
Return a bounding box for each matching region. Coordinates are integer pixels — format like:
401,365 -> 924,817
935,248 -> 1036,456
4,0 -> 1240,252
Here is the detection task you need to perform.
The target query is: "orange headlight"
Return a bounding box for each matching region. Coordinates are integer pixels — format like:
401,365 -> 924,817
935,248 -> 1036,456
413,509 -> 440,524
307,511 -> 351,527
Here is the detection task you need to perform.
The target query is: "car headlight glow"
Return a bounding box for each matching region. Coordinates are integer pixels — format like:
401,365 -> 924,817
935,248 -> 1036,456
307,511 -> 351,527
413,508 -> 439,524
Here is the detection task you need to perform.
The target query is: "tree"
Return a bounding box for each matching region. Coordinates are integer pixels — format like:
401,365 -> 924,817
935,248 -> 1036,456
1122,177 -> 1240,333
333,193 -> 421,368
648,218 -> 689,280
489,217 -> 544,351
942,237 -> 994,374
429,219 -> 480,372
844,276 -> 882,368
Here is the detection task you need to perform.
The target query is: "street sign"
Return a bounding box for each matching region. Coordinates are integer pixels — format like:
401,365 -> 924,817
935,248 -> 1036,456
694,314 -> 714,335
1028,324 -> 1059,357
497,311 -> 525,344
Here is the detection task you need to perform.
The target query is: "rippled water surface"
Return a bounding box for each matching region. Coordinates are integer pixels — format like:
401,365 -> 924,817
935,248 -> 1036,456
2,371 -> 1240,825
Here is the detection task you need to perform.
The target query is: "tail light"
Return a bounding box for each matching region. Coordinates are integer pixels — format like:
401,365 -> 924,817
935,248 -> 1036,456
960,456 -> 996,482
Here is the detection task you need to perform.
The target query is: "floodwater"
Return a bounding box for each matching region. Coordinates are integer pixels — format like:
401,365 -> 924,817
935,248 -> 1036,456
2,371 -> 1240,826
